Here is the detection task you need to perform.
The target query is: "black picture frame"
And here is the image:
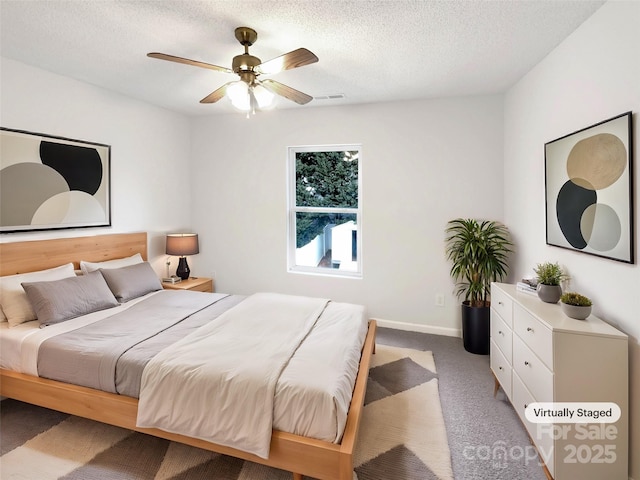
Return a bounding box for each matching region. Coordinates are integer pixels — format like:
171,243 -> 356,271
544,112 -> 634,263
0,127 -> 111,233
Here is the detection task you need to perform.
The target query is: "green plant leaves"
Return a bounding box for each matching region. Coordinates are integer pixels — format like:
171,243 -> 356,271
533,261 -> 567,286
445,218 -> 513,306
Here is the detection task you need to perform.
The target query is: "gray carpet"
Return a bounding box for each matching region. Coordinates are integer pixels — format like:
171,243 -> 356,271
376,327 -> 547,480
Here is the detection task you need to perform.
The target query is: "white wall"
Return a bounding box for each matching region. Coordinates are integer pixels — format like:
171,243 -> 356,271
0,58 -> 193,272
0,55 -> 505,336
504,1 -> 640,477
191,95 -> 505,335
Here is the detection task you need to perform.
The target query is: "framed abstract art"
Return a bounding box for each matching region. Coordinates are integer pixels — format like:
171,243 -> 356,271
0,128 -> 111,233
544,112 -> 633,263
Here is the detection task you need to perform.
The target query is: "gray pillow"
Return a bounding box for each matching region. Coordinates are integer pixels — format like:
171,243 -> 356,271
22,271 -> 119,327
99,262 -> 162,303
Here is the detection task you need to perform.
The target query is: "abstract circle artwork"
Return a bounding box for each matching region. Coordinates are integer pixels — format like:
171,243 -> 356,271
0,128 -> 111,233
544,112 -> 633,263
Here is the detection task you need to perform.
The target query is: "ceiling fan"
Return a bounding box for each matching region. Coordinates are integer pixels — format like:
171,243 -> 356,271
148,27 -> 318,114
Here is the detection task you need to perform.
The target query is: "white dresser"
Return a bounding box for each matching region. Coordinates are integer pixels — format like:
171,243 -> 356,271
490,283 -> 628,480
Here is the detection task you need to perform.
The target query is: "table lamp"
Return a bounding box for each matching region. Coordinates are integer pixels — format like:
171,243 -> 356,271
166,233 -> 199,280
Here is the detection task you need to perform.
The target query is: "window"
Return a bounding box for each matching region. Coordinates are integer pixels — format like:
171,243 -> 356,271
287,145 -> 362,277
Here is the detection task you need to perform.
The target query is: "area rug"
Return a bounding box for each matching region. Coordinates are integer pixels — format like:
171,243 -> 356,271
0,345 -> 453,480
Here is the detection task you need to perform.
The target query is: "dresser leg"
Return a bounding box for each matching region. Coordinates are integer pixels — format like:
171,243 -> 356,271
493,373 -> 500,397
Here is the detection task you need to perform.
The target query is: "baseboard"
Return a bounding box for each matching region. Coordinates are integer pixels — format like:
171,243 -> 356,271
373,318 -> 461,338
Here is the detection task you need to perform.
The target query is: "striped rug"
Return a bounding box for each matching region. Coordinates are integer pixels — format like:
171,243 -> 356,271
0,345 -> 453,480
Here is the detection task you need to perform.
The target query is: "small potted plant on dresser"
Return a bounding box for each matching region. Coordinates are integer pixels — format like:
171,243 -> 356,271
445,218 -> 513,355
560,292 -> 592,320
533,261 -> 566,304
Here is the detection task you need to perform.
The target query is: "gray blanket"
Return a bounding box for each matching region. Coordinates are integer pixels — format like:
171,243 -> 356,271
37,291 -> 245,397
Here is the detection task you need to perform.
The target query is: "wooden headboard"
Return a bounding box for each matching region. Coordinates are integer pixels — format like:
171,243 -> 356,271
0,232 -> 147,276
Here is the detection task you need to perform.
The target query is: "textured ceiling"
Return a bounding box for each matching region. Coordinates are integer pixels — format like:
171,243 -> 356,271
0,0 -> 605,116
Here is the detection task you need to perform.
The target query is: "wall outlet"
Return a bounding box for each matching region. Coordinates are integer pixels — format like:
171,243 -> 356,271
435,293 -> 445,307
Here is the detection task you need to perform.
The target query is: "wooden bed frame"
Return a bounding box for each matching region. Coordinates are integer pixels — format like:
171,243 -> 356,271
0,232 -> 377,480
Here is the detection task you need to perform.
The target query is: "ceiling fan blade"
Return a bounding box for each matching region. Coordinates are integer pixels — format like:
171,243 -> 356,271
148,52 -> 233,73
261,79 -> 313,105
256,48 -> 318,75
200,83 -> 232,103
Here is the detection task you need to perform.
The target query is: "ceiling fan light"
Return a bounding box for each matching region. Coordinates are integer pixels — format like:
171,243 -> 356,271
227,81 -> 250,110
253,83 -> 274,109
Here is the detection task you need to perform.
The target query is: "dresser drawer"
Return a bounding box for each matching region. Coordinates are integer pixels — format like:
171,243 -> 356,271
491,340 -> 512,400
512,373 -> 555,477
513,335 -> 553,402
511,371 -> 534,428
513,303 -> 552,368
491,310 -> 512,361
491,286 -> 513,327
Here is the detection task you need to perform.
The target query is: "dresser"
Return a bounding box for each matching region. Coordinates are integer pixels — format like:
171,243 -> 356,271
490,283 -> 628,480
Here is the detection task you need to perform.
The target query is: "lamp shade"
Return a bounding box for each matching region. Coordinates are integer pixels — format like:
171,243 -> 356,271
166,233 -> 199,256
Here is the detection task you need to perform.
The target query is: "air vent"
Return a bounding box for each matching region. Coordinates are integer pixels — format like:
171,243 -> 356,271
314,94 -> 346,100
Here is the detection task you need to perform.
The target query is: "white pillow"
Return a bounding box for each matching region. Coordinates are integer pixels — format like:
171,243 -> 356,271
0,263 -> 75,327
80,253 -> 143,275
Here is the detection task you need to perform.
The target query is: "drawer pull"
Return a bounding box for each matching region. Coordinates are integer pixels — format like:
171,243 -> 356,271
524,403 -> 528,409
498,301 -> 504,305
526,327 -> 533,332
524,361 -> 530,366
498,366 -> 503,370
498,330 -> 503,335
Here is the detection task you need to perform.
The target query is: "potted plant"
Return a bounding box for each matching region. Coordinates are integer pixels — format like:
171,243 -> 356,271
560,292 -> 592,320
445,218 -> 513,354
533,261 -> 566,303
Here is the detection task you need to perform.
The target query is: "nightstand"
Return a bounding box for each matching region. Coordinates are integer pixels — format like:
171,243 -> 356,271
162,277 -> 214,293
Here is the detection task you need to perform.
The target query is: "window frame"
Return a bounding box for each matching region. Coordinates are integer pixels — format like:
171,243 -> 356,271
286,144 -> 363,278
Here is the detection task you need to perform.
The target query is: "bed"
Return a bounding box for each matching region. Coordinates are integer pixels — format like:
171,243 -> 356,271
0,232 -> 377,480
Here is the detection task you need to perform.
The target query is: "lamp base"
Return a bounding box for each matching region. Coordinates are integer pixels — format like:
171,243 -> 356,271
176,257 -> 190,280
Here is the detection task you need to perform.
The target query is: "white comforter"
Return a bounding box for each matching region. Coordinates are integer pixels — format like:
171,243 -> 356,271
136,292 -> 330,459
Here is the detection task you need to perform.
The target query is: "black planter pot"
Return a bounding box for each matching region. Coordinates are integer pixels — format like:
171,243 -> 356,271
461,301 -> 490,355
